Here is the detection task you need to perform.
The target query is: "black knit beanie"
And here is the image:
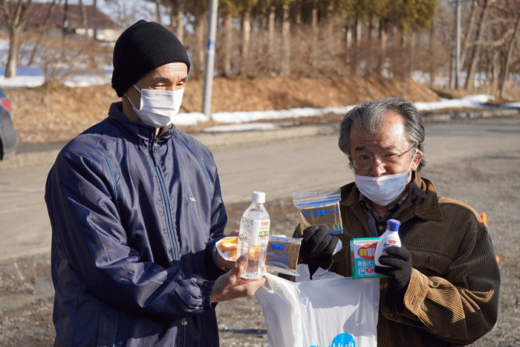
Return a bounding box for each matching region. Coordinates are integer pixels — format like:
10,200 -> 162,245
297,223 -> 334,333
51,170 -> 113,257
111,20 -> 191,97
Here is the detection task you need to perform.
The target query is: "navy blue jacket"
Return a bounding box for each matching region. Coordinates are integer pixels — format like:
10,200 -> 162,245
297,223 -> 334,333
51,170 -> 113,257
45,102 -> 227,346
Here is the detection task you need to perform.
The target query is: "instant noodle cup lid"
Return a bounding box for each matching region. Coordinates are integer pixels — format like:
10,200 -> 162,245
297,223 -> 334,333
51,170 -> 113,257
252,191 -> 265,203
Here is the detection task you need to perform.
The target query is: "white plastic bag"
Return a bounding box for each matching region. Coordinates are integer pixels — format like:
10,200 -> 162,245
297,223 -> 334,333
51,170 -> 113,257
255,267 -> 379,347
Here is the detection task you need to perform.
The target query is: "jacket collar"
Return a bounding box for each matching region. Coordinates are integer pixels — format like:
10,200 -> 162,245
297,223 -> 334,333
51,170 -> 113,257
108,102 -> 173,145
341,171 -> 443,221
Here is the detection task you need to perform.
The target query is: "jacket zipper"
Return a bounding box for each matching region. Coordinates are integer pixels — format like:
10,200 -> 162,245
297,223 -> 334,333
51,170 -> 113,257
151,135 -> 186,344
152,136 -> 179,261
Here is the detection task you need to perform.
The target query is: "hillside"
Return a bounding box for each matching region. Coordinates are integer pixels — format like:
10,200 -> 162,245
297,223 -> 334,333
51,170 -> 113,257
3,75 -> 501,144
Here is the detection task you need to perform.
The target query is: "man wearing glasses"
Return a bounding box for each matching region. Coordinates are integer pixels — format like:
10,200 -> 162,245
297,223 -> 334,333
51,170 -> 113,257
296,97 -> 500,346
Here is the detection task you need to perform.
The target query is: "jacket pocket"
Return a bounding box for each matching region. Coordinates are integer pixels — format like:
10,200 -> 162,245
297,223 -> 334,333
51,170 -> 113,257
409,249 -> 452,277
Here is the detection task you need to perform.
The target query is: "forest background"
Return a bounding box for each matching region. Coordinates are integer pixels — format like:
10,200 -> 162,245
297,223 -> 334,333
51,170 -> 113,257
1,0 -> 520,144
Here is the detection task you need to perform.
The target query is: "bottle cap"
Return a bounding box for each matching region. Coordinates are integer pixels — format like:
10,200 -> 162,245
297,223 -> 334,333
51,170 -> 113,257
387,219 -> 401,232
252,191 -> 265,203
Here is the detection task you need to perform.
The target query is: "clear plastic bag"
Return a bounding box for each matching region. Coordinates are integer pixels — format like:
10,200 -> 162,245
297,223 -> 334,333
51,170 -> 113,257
265,236 -> 302,277
293,189 -> 343,235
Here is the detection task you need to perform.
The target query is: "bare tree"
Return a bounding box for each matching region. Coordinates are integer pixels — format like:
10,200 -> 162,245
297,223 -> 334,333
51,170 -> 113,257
78,0 -> 88,39
500,8 -> 520,97
28,0 -> 57,66
168,0 -> 185,42
280,3 -> 290,76
465,0 -> 494,91
222,8 -> 234,76
1,0 -> 34,78
155,0 -> 162,24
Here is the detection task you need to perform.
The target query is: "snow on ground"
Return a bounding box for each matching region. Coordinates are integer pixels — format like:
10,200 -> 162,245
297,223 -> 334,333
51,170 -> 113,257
1,39 -> 519,132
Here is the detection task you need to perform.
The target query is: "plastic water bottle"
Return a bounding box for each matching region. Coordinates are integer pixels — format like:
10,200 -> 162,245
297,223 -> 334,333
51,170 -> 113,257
374,219 -> 401,267
237,191 -> 270,279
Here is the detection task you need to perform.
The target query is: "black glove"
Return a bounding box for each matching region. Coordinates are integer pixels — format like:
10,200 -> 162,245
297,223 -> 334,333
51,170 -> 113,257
299,225 -> 339,277
375,246 -> 412,291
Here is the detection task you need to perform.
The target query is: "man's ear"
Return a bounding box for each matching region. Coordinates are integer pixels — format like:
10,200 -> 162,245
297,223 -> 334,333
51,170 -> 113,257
412,149 -> 424,171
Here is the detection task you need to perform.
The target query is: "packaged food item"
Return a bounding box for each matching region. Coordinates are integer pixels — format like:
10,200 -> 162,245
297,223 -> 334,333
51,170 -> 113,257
350,238 -> 387,279
237,191 -> 270,280
217,237 -> 238,261
265,236 -> 302,276
293,189 -> 343,235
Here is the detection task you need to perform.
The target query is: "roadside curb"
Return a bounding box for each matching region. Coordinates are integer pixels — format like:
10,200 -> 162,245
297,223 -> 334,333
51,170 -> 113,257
1,107 -> 519,170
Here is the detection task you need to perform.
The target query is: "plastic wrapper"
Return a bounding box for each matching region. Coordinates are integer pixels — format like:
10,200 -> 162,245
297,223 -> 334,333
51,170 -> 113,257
265,236 -> 302,276
293,189 -> 343,235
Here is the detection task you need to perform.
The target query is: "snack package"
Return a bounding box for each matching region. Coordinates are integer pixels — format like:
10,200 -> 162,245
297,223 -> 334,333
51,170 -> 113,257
266,236 -> 301,276
217,235 -> 301,276
350,238 -> 387,279
293,189 -> 343,235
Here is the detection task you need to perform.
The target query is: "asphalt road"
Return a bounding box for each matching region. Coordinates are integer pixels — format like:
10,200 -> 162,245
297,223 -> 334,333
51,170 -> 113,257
1,116 -> 520,261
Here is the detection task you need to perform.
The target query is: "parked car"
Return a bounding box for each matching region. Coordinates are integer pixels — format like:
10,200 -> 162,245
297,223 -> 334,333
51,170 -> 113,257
0,87 -> 18,160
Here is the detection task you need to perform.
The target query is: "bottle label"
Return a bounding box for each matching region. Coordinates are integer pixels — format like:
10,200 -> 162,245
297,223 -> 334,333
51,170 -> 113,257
381,241 -> 397,255
240,217 -> 270,246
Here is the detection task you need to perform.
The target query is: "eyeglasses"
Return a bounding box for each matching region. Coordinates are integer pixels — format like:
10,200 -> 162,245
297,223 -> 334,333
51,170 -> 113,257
350,147 -> 415,170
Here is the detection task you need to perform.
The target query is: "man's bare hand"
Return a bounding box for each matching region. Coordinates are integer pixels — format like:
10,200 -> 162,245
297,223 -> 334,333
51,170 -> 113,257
210,255 -> 267,303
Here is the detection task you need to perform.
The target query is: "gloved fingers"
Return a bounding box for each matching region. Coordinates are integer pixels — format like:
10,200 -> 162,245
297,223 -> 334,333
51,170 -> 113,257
375,265 -> 397,276
384,246 -> 411,261
377,256 -> 406,269
313,233 -> 334,255
316,236 -> 340,271
302,226 -> 330,253
301,225 -> 321,243
327,235 -> 339,254
308,225 -> 331,243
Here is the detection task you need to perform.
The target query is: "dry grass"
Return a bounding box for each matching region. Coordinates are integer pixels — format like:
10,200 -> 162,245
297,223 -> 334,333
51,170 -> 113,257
6,75 -> 519,144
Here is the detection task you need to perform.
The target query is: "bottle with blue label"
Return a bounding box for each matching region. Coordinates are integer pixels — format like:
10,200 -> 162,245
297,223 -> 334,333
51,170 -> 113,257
374,219 -> 401,267
237,191 -> 270,279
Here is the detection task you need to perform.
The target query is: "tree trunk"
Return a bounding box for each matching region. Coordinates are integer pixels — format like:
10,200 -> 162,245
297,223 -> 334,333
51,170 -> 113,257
4,0 -> 34,78
500,12 -> 520,98
93,0 -> 98,40
345,19 -> 352,65
354,17 -> 361,45
5,26 -> 21,78
465,0 -> 491,91
62,0 -> 69,38
327,2 -> 334,40
311,4 -> 318,68
295,4 -> 302,41
379,19 -> 388,76
428,21 -> 434,86
28,0 -> 57,66
78,0 -> 88,39
241,11 -> 251,75
449,50 -> 455,90
223,11 -> 232,76
345,21 -> 352,50
351,17 -> 362,75
281,4 -> 290,76
155,0 -> 162,24
176,0 -> 185,43
196,12 -> 207,76
490,51 -> 498,87
460,0 -> 478,70
268,6 -> 275,70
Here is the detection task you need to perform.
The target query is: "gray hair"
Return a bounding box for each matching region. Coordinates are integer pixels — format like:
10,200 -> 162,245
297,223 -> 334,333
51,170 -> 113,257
338,97 -> 427,171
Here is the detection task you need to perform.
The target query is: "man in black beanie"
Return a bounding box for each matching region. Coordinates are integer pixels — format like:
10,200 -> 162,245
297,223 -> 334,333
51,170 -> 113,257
45,20 -> 266,346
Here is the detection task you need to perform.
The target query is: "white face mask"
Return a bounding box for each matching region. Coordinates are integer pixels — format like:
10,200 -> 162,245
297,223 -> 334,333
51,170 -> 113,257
127,85 -> 184,128
354,155 -> 416,207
